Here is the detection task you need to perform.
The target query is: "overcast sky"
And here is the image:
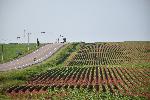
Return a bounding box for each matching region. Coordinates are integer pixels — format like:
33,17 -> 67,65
0,0 -> 150,43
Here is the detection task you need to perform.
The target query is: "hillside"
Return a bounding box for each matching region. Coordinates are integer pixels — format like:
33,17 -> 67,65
0,42 -> 150,100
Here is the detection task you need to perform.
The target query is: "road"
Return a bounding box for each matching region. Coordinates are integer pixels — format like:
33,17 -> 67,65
0,43 -> 65,71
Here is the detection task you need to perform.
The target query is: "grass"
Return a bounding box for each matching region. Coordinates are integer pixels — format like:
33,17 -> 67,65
46,88 -> 147,100
0,43 -> 40,63
0,43 -> 79,99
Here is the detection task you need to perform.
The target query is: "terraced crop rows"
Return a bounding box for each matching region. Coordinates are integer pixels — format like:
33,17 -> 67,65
7,66 -> 150,97
65,43 -> 150,66
6,42 -> 150,98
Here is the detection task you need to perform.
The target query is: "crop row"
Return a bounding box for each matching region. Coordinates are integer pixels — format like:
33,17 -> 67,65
66,43 -> 150,66
6,66 -> 150,97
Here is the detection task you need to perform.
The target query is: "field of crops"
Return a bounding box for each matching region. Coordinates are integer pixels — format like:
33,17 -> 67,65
6,66 -> 150,98
5,42 -> 150,99
65,42 -> 150,66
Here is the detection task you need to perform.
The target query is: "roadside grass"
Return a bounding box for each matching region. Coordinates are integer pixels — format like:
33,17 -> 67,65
0,43 -> 40,63
0,43 -> 79,99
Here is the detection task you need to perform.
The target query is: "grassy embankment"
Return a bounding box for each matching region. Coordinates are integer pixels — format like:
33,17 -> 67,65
0,43 -> 40,63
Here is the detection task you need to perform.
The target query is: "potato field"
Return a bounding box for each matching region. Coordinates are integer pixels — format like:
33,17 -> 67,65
5,42 -> 150,99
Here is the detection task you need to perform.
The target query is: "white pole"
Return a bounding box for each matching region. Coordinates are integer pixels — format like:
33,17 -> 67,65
1,45 -> 3,62
23,29 -> 26,43
24,29 -> 26,38
28,33 -> 30,50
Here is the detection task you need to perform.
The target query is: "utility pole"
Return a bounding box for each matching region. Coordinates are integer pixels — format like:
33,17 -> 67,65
37,38 -> 40,47
59,34 -> 63,43
24,29 -> 26,38
1,39 -> 6,62
41,32 -> 46,43
58,38 -> 59,43
1,45 -> 4,62
17,36 -> 21,44
27,33 -> 31,50
23,29 -> 26,43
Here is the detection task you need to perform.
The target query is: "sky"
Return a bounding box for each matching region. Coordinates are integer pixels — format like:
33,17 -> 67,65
0,0 -> 150,43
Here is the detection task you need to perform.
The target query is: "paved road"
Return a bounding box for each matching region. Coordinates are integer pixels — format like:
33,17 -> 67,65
0,43 -> 65,71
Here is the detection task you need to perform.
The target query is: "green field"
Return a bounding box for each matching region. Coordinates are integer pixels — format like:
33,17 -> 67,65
0,43 -> 39,64
0,42 -> 150,100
